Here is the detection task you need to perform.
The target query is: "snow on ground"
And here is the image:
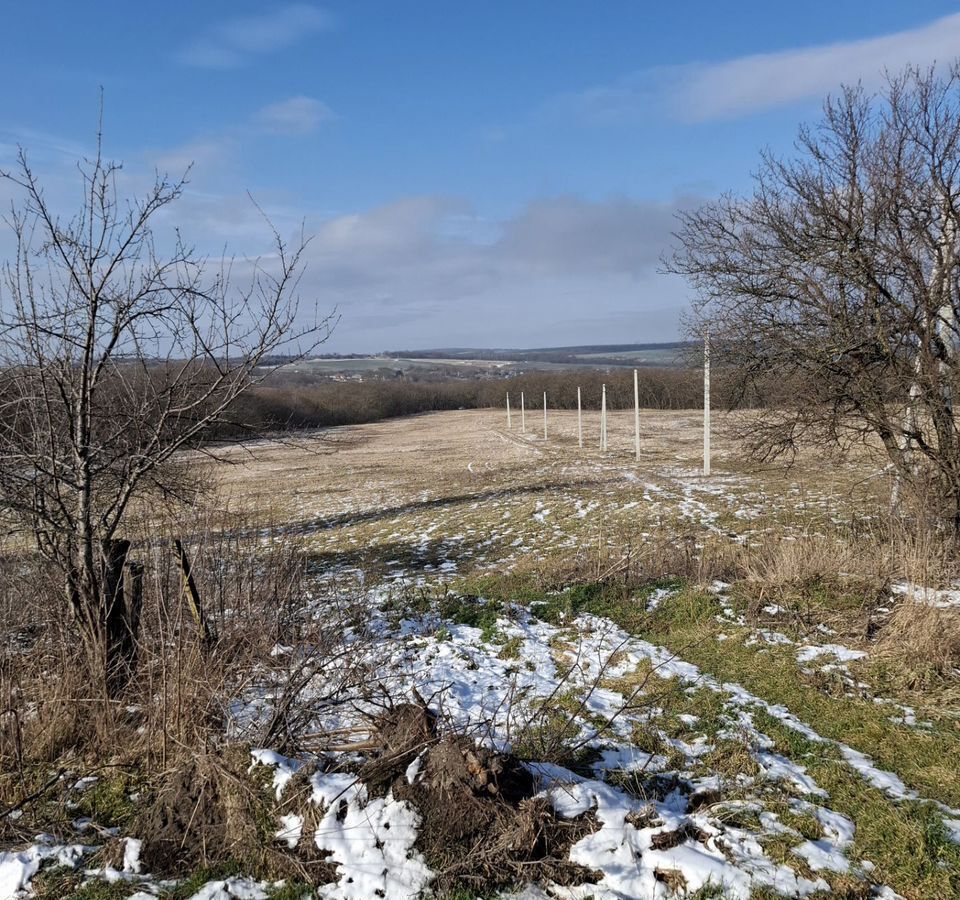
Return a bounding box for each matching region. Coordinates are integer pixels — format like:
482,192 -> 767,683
5,415 -> 954,898
0,840 -> 87,899
3,580 -> 913,899
308,772 -> 432,899
795,644 -> 867,664
891,581 -> 960,608
223,579 -> 932,899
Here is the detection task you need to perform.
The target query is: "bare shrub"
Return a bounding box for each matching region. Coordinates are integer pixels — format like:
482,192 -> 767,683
0,500 -> 365,811
0,124 -> 334,701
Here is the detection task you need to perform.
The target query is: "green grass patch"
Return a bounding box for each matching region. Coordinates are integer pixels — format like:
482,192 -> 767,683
436,593 -> 506,642
498,635 -> 523,659
455,571 -> 548,606
643,589 -> 960,810
528,577 -> 684,629
162,861 -> 247,898
31,873 -> 130,900
754,709 -> 960,899
267,882 -> 316,900
74,770 -> 144,830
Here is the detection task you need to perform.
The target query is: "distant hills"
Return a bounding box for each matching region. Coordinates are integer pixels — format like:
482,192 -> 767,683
382,342 -> 691,364
259,342 -> 697,380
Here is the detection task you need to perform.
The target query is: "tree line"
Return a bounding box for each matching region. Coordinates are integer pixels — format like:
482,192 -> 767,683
214,366 -> 752,437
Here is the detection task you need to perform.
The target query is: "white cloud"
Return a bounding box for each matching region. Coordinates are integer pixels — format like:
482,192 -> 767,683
178,4 -> 332,68
676,12 -> 960,120
552,12 -> 960,123
254,97 -> 334,135
297,194 -> 688,290
0,129 -> 693,351
499,196 -> 682,274
285,193 -> 694,349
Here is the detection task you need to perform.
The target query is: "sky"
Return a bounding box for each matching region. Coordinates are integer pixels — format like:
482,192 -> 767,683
2,1 -> 960,352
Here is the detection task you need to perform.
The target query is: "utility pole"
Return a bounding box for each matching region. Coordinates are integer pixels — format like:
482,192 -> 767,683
521,392 -> 525,434
506,392 -> 511,429
634,368 -> 640,461
703,333 -> 711,477
600,384 -> 607,452
543,392 -> 548,439
577,387 -> 583,449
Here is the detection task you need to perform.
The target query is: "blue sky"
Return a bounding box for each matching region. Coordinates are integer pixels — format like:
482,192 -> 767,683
2,2 -> 960,351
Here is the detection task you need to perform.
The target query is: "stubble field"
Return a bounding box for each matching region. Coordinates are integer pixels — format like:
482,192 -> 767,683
204,408 -> 960,899
8,408 -> 960,900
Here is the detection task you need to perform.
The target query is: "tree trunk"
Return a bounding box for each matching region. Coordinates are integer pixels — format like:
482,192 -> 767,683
70,539 -> 142,697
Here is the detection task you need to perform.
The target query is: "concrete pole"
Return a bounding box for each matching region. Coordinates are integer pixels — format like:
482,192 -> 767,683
599,386 -> 604,450
601,384 -> 607,452
634,368 -> 640,461
577,387 -> 583,449
521,392 -> 525,434
506,392 -> 511,429
703,333 -> 711,477
543,391 -> 548,439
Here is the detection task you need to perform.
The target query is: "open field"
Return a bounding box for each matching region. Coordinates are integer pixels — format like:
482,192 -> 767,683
214,410 -> 959,898
9,11 -> 960,900
273,345 -> 688,379
6,409 -> 960,899
214,408 -> 885,558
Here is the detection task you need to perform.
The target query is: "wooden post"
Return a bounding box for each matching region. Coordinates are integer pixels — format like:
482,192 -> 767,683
124,562 -> 143,643
577,387 -> 583,449
703,333 -> 711,477
634,368 -> 640,461
102,538 -> 135,692
174,538 -> 214,645
506,392 -> 511,429
543,391 -> 548,439
521,392 -> 525,433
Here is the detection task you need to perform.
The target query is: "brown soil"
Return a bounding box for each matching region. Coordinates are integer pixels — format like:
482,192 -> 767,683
361,702 -> 602,894
135,759 -> 231,872
133,748 -> 288,877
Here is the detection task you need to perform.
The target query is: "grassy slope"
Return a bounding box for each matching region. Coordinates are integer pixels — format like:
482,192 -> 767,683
457,570 -> 960,899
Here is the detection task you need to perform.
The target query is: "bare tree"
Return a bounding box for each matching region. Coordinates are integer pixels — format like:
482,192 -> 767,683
669,63 -> 960,529
0,126 -> 334,694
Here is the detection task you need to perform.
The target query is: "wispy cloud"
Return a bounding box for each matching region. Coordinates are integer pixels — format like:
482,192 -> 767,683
149,96 -> 333,177
0,126 -> 91,163
150,136 -> 237,175
178,4 -> 332,69
254,96 -> 333,135
551,12 -> 960,124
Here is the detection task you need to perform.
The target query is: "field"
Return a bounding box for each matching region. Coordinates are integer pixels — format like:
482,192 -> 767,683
275,344 -> 689,379
215,410 -> 960,897
5,408 -> 960,899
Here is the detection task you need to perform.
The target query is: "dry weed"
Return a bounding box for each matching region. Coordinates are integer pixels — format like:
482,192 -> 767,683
876,601 -> 960,691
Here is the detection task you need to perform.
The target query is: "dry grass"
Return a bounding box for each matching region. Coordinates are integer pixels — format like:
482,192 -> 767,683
0,501 -> 371,872
3,408 -> 960,897
876,601 -> 960,690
